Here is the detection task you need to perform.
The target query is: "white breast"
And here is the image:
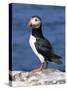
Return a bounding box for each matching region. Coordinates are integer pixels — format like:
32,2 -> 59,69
29,35 -> 44,63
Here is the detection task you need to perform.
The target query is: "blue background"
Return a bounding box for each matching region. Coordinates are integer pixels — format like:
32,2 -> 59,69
12,3 -> 65,71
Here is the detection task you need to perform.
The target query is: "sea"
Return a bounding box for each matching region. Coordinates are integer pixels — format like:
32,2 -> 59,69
11,3 -> 65,71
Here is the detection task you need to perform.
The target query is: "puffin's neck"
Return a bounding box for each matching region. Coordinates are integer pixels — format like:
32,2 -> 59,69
32,26 -> 44,38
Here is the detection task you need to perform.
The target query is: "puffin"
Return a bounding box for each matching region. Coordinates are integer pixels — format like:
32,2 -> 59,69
27,16 -> 62,72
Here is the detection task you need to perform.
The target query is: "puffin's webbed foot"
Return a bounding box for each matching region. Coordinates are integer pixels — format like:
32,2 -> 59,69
32,62 -> 48,72
32,67 -> 42,72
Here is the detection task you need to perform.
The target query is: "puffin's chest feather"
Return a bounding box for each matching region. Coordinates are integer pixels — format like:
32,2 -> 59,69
29,35 -> 44,63
29,35 -> 36,48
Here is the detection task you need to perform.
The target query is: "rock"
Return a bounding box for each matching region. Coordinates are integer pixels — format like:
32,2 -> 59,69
9,68 -> 65,87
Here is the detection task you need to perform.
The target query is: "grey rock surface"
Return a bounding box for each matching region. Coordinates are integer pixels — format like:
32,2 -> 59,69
9,68 -> 65,87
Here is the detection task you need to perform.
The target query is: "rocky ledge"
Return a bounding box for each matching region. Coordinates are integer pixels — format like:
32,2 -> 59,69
9,68 -> 65,87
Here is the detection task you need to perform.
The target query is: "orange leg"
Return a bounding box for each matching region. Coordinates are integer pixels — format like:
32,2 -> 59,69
32,62 -> 48,72
32,67 -> 42,72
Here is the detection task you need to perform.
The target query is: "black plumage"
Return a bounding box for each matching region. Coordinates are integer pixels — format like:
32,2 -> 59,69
32,26 -> 62,64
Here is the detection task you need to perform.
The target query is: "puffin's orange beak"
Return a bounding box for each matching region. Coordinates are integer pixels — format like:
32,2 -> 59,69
27,20 -> 32,28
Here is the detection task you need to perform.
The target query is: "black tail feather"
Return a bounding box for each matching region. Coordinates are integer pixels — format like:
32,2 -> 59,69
52,58 -> 62,64
52,54 -> 62,59
51,54 -> 62,64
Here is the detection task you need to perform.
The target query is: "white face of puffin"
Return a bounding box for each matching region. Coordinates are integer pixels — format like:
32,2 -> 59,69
27,17 -> 41,28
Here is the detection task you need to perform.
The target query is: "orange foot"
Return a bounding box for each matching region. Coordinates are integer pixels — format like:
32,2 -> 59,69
32,68 -> 42,72
32,68 -> 47,72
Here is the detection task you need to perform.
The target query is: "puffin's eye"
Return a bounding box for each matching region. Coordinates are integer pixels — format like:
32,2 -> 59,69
35,19 -> 38,21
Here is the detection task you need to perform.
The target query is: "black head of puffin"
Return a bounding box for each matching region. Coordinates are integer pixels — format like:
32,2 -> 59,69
27,16 -> 41,29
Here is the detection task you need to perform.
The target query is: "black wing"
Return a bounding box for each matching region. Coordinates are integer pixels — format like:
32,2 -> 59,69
35,37 -> 62,64
35,37 -> 53,59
